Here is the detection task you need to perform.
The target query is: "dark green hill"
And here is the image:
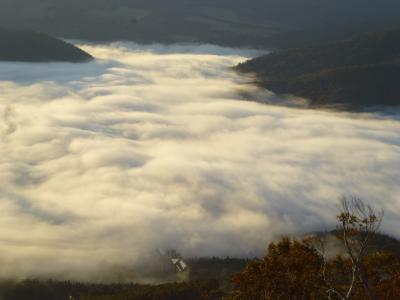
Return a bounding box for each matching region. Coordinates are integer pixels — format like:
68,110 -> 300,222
1,0 -> 400,48
0,279 -> 223,300
0,27 -> 93,62
237,29 -> 400,109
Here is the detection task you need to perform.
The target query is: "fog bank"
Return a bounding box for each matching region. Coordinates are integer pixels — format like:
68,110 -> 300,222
0,42 -> 399,281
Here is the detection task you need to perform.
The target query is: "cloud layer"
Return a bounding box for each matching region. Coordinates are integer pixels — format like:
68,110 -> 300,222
0,42 -> 399,281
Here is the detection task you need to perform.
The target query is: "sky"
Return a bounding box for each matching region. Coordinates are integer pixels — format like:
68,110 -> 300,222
0,42 -> 399,282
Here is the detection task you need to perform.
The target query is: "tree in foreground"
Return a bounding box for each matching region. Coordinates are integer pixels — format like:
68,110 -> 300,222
228,197 -> 400,300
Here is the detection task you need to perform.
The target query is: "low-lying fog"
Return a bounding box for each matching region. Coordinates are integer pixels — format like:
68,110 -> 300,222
0,42 -> 399,281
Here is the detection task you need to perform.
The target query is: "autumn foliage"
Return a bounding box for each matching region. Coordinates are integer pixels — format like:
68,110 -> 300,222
228,238 -> 400,300
229,238 -> 326,300
228,198 -> 400,300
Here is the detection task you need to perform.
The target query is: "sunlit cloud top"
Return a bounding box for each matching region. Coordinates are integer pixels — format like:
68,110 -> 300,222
0,42 -> 399,281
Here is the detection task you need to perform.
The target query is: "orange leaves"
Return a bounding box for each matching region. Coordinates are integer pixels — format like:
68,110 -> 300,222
230,237 -> 325,300
229,237 -> 400,300
228,198 -> 395,300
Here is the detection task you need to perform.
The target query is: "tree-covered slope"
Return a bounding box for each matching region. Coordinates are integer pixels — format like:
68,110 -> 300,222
1,0 -> 400,47
237,29 -> 400,108
0,27 -> 93,62
0,280 -> 222,300
262,63 -> 400,108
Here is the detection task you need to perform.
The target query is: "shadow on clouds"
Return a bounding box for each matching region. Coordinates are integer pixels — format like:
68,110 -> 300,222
0,42 -> 399,281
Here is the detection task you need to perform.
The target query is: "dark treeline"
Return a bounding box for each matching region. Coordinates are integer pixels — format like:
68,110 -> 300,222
188,258 -> 250,291
0,257 -> 247,300
0,27 -> 92,62
0,280 -> 130,300
0,257 -> 248,300
0,279 -> 222,300
82,280 -> 222,300
1,0 -> 400,48
237,29 -> 400,109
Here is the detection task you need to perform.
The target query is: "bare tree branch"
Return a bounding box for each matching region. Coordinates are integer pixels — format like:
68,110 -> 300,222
336,196 -> 383,300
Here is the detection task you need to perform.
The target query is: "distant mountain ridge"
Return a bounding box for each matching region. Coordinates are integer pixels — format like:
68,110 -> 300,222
1,0 -> 400,48
0,27 -> 93,62
237,29 -> 400,109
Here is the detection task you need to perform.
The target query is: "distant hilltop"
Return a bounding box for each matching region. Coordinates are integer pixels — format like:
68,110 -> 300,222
0,27 -> 93,62
1,0 -> 400,48
237,29 -> 400,110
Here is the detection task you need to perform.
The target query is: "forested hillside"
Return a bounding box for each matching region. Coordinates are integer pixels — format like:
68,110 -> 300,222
0,27 -> 92,62
0,280 -> 222,300
1,0 -> 400,47
237,29 -> 400,109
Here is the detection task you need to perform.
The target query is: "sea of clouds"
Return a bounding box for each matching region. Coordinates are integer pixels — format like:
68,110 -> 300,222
0,42 -> 399,281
